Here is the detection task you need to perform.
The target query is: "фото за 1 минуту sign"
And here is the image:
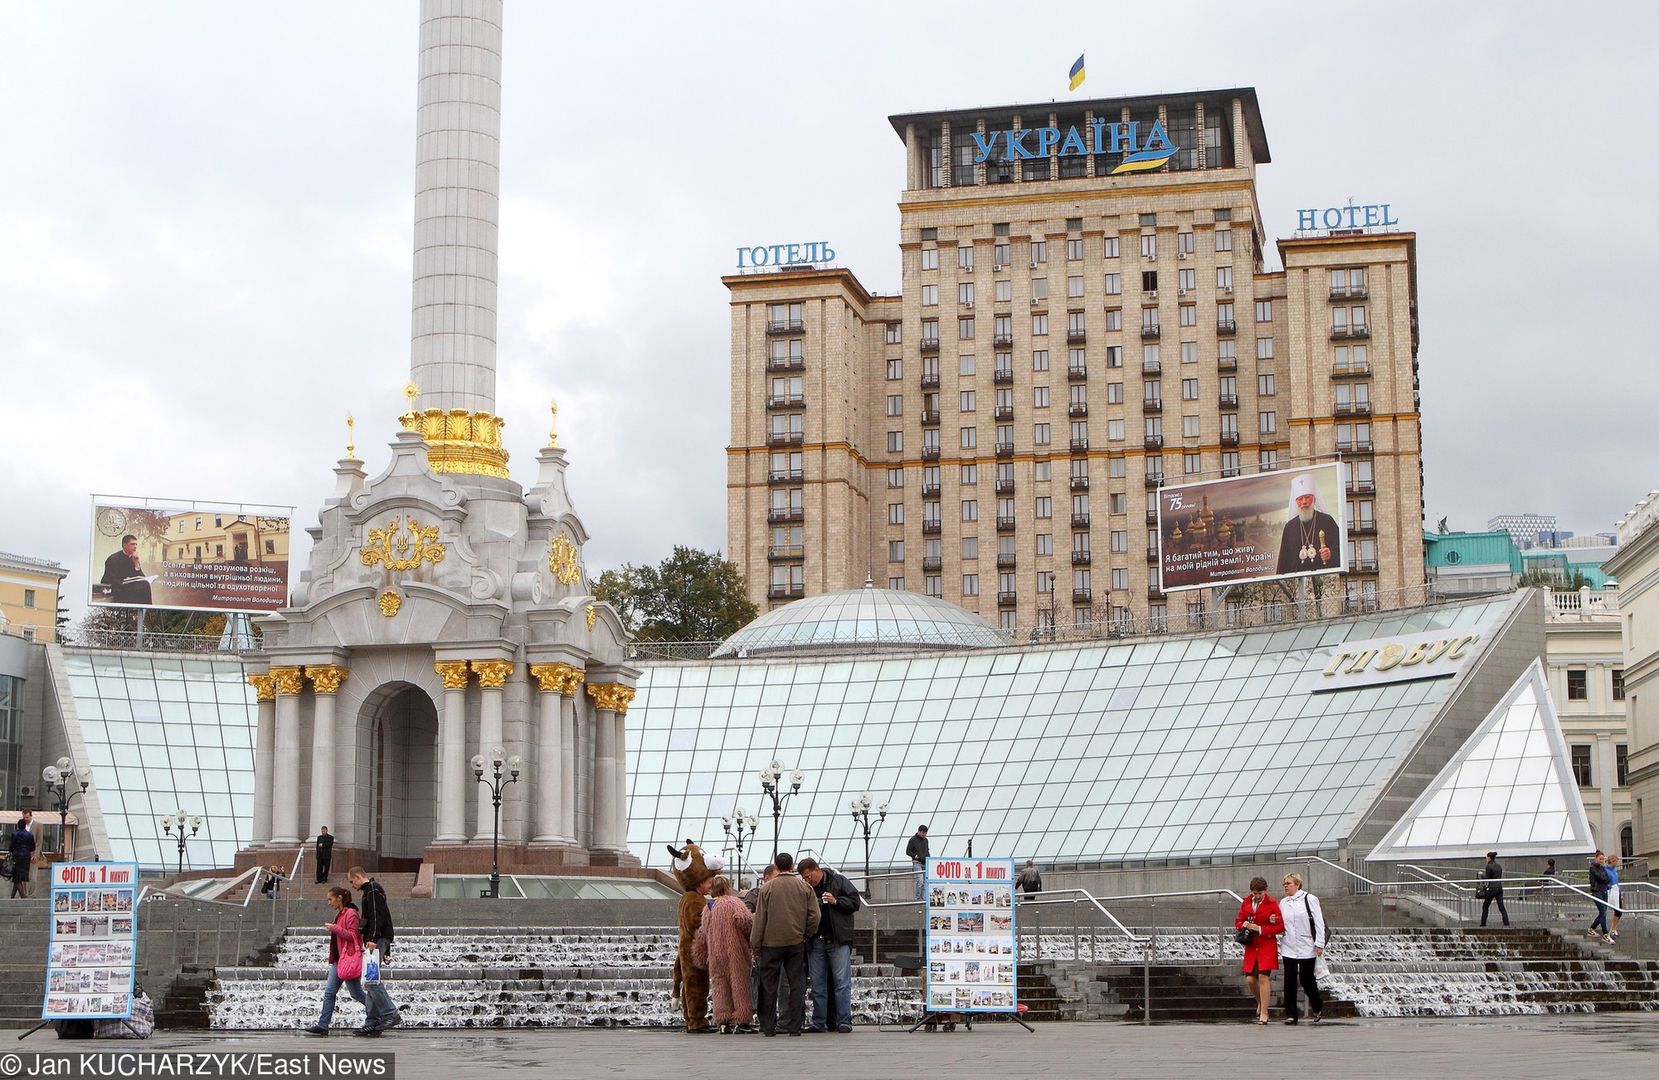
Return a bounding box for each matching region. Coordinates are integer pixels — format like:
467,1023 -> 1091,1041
43,862 -> 140,1021
924,857 -> 1019,1014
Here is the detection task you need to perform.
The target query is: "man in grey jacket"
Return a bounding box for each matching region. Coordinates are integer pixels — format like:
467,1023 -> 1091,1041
750,853 -> 820,1036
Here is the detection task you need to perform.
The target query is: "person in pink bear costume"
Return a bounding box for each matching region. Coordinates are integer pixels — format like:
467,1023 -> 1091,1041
693,875 -> 756,1033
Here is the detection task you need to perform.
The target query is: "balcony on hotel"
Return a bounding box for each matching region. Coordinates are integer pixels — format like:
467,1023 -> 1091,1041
767,469 -> 804,485
767,431 -> 804,448
1217,356 -> 1237,373
767,584 -> 806,599
1140,323 -> 1161,341
1330,324 -> 1370,341
767,394 -> 805,410
1144,472 -> 1164,489
920,372 -> 941,389
1069,438 -> 1089,454
994,405 -> 1015,421
997,591 -> 1018,607
993,367 -> 1015,385
766,356 -> 806,372
1067,330 -> 1087,345
996,479 -> 1016,494
922,445 -> 942,461
996,516 -> 1017,533
1216,320 -> 1237,336
997,553 -> 1017,570
1330,361 -> 1370,379
922,556 -> 942,572
767,507 -> 805,525
767,546 -> 805,561
1068,364 -> 1087,382
1070,476 -> 1089,492
1071,550 -> 1091,566
1334,400 -> 1372,417
766,320 -> 804,336
996,442 -> 1015,458
1072,588 -> 1092,604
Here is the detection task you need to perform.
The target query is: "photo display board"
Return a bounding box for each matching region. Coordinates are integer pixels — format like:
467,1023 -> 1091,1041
44,862 -> 139,1020
924,857 -> 1018,1014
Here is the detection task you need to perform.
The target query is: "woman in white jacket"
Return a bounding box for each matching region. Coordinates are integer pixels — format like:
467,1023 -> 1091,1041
1278,873 -> 1326,1024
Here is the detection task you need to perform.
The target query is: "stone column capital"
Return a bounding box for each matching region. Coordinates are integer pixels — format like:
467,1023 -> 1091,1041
247,673 -> 276,702
269,666 -> 305,696
586,682 -> 636,716
470,658 -> 516,689
305,665 -> 349,694
434,660 -> 472,690
529,662 -> 585,696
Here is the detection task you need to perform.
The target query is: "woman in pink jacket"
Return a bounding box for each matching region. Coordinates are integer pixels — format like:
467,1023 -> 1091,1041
694,877 -> 756,1033
1234,876 -> 1284,1025
306,887 -> 366,1035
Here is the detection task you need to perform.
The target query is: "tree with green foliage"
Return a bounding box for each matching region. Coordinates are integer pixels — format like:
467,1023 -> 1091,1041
594,546 -> 757,642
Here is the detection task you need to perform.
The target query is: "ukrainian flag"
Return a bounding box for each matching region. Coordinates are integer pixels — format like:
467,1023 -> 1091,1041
1068,54 -> 1085,92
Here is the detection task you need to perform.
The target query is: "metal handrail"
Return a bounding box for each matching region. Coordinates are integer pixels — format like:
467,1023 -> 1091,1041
1292,854 -> 1379,892
1015,889 -> 1145,942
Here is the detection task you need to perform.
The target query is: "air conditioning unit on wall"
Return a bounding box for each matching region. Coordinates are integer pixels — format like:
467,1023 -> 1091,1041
19,785 -> 36,799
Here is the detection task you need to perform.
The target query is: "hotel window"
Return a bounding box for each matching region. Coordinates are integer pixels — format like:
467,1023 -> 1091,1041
1259,411 -> 1276,435
1217,301 -> 1234,327
922,356 -> 940,382
1571,744 -> 1592,786
1072,493 -> 1089,520
1613,668 -> 1625,701
1032,349 -> 1049,371
926,575 -> 942,598
1256,337 -> 1274,360
772,564 -> 803,591
887,359 -> 902,380
1106,382 -> 1123,404
1107,419 -> 1125,441
1035,496 -> 1052,518
1067,275 -> 1085,298
1333,306 -> 1367,332
1104,310 -> 1122,332
887,394 -> 903,416
994,222 -> 1009,236
1033,386 -> 1050,408
1103,346 -> 1122,369
1221,450 -> 1240,475
1177,268 -> 1195,293
1067,384 -> 1085,410
1104,273 -> 1122,295
923,501 -> 942,526
766,376 -> 799,403
1110,530 -> 1128,553
960,354 -> 976,376
1142,379 -> 1161,406
887,431 -> 903,452
1215,228 -> 1233,252
1035,533 -> 1053,555
964,536 -> 979,559
1617,744 -> 1629,786
1105,456 -> 1124,479
1335,383 -> 1370,410
1331,267 -> 1367,294
1031,240 -> 1047,264
768,302 -> 803,329
960,390 -> 976,412
959,282 -> 974,306
1218,339 -> 1237,364
1181,378 -> 1199,401
1184,452 -> 1201,475
1216,265 -> 1233,290
1344,458 -> 1373,488
958,246 -> 975,271
994,242 -> 1011,268
889,540 -> 904,561
1140,233 -> 1157,259
921,248 -> 938,271
1255,300 -> 1273,322
1219,375 -> 1237,400
1179,304 -> 1196,327
1034,459 -> 1052,481
1258,373 -> 1275,396
1183,415 -> 1200,438
1143,416 -> 1161,441
1259,449 -> 1278,471
1180,341 -> 1198,365
993,315 -> 1012,340
1067,347 -> 1084,372
960,427 -> 977,449
889,577 -> 905,591
1110,492 -> 1127,514
927,130 -> 944,188
961,500 -> 978,522
887,468 -> 904,488
1142,270 -> 1158,292
770,338 -> 801,365
887,503 -> 904,524
1177,231 -> 1194,256
1103,235 -> 1120,258
1335,344 -> 1369,372
1032,314 -> 1049,335
1067,238 -> 1084,261
922,227 -> 938,240
959,317 -> 975,339
771,413 -> 803,436
1111,567 -> 1129,591
1074,569 -> 1092,594
1348,499 -> 1374,531
997,423 -> 1014,447
1032,278 -> 1049,301
1036,570 -> 1055,593
921,319 -> 939,347
960,464 -> 977,484
1139,213 -> 1157,227
995,279 -> 1012,302
1141,308 -> 1160,333
1567,669 -> 1587,701
1067,312 -> 1086,338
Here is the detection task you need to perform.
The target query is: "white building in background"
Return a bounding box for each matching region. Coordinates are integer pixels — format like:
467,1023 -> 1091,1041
1542,586 -> 1632,856
1606,490 -> 1659,866
1488,513 -> 1561,549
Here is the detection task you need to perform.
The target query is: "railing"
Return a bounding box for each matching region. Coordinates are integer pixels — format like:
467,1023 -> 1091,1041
63,629 -> 252,654
1544,586 -> 1621,620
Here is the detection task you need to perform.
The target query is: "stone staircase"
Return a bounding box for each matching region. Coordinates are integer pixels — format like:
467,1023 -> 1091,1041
0,900 -> 51,1025
203,926 -> 924,1029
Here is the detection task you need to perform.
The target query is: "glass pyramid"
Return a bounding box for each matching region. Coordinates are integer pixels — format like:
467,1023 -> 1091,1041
1366,658 -> 1594,861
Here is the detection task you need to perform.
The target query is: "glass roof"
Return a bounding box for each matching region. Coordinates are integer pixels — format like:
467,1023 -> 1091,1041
713,585 -> 1013,657
629,593 -> 1529,871
1367,659 -> 1594,861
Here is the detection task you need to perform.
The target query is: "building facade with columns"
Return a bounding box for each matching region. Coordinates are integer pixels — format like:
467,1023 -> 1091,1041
1606,491 -> 1659,867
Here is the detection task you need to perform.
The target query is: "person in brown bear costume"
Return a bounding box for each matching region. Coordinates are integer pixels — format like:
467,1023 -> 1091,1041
668,840 -> 725,1033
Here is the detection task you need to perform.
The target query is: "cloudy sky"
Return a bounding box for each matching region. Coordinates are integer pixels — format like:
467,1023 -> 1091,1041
2,2 -> 1653,620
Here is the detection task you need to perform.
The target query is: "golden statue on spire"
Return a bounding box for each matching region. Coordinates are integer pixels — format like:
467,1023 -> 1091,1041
549,398 -> 559,448
346,412 -> 356,458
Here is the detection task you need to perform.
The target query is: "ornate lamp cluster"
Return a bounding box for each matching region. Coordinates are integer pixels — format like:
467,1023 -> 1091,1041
720,807 -> 758,887
848,793 -> 889,897
472,746 -> 522,899
757,760 -> 806,861
159,808 -> 204,875
41,757 -> 91,860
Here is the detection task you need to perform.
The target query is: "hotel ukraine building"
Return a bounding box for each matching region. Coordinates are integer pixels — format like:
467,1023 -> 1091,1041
727,89 -> 1424,631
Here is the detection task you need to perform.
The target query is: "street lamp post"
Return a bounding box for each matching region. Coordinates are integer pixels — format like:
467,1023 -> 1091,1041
472,747 -> 521,899
757,760 -> 804,861
848,793 -> 888,897
720,807 -> 758,887
159,809 -> 203,876
41,758 -> 90,860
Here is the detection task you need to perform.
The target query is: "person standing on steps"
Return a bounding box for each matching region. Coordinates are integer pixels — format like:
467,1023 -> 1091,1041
1478,851 -> 1509,927
7,816 -> 37,899
314,827 -> 334,884
1016,860 -> 1042,899
1235,876 -> 1283,1025
348,867 -> 403,1035
1278,873 -> 1325,1024
905,825 -> 930,901
1586,851 -> 1612,940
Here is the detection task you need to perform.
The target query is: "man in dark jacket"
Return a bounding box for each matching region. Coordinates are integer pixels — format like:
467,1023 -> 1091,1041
1016,860 -> 1043,898
99,535 -> 153,604
799,858 -> 861,1032
1587,851 -> 1613,938
750,853 -> 819,1036
905,825 -> 930,901
314,827 -> 334,883
1478,851 -> 1508,927
8,817 -> 36,898
348,868 -> 402,1034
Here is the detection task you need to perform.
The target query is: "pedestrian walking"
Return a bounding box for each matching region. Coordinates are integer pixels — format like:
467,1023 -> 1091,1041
1605,854 -> 1623,942
305,887 -> 366,1035
1478,851 -> 1509,927
905,825 -> 930,901
693,877 -> 755,1033
1016,860 -> 1042,899
1235,876 -> 1283,1025
314,827 -> 334,884
348,867 -> 403,1035
1586,851 -> 1612,940
7,817 -> 36,899
750,852 -> 819,1037
1539,858 -> 1556,880
799,857 -> 860,1032
1278,873 -> 1325,1024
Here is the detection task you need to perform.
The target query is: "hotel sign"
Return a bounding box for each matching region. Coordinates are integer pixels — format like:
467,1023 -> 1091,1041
1305,631 -> 1482,692
970,119 -> 1179,174
736,241 -> 836,269
1297,203 -> 1400,231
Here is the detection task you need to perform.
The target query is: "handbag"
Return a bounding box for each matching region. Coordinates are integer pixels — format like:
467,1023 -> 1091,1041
1233,927 -> 1255,946
336,946 -> 363,981
0,854 -> 13,878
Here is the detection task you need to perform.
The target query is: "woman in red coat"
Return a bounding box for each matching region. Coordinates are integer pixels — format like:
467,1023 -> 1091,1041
1235,876 -> 1284,1024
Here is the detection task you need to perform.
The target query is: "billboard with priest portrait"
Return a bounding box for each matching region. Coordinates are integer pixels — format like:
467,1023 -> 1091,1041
89,497 -> 291,613
1156,464 -> 1346,593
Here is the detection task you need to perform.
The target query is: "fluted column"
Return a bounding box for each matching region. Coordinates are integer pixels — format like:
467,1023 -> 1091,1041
471,659 -> 515,840
247,674 -> 276,846
433,661 -> 472,843
305,665 -> 348,838
529,664 -> 582,843
269,666 -> 305,845
561,678 -> 582,842
587,683 -> 635,854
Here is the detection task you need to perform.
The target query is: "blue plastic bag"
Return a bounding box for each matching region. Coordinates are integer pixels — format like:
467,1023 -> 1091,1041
363,946 -> 381,984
